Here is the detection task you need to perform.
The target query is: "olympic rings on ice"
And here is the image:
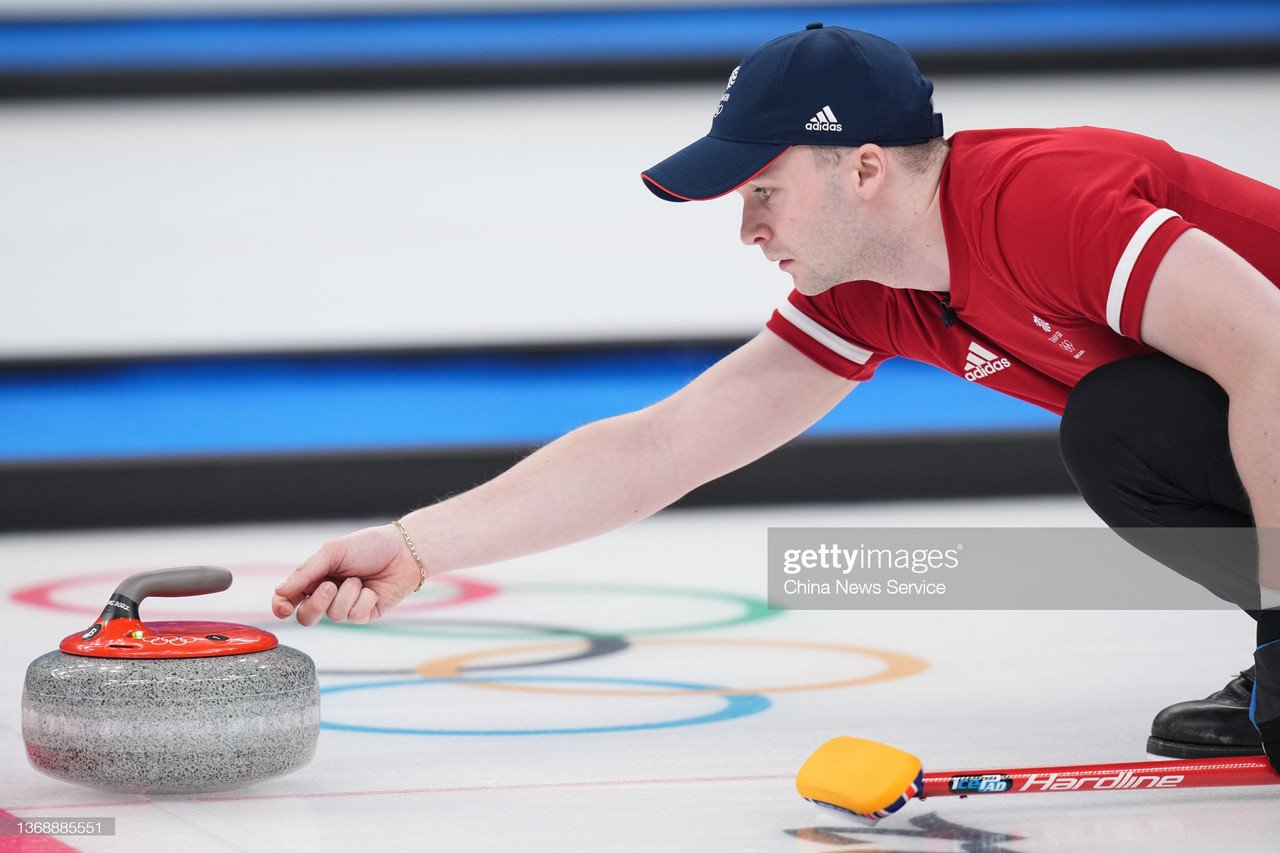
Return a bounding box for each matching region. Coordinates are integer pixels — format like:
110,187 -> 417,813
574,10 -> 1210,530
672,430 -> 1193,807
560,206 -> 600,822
319,675 -> 772,736
415,637 -> 927,695
9,563 -> 500,622
318,618 -> 628,676
332,581 -> 780,640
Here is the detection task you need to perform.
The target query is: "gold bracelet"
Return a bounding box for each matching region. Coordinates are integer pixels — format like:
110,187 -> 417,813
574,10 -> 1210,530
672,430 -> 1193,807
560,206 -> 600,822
393,519 -> 427,593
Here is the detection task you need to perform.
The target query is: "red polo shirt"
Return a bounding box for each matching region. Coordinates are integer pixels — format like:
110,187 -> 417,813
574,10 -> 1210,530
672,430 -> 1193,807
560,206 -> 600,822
765,127 -> 1280,414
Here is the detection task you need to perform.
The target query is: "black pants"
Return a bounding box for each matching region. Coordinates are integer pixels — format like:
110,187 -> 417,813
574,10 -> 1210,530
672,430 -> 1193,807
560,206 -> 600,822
1059,353 -> 1279,646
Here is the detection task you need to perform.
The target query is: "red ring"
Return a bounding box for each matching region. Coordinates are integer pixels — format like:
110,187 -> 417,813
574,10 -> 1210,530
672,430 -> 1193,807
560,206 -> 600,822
9,563 -> 499,622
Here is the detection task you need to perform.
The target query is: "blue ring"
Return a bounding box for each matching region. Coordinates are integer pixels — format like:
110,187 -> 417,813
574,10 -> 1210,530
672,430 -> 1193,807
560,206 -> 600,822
321,675 -> 771,736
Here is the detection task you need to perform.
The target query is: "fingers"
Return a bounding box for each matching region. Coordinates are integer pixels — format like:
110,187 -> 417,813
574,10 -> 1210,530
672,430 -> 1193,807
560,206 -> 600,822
273,542 -> 344,609
292,578 -> 380,627
271,592 -> 296,620
326,577 -> 364,623
294,580 -> 337,628
346,587 -> 380,625
272,539 -> 350,622
270,524 -> 405,625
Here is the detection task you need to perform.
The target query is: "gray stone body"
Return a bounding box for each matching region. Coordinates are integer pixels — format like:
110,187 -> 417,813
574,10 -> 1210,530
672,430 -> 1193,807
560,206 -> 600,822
22,644 -> 319,794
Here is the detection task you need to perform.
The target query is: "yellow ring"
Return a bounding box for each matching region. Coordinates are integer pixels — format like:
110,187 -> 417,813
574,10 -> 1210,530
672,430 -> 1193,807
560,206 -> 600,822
416,637 -> 927,695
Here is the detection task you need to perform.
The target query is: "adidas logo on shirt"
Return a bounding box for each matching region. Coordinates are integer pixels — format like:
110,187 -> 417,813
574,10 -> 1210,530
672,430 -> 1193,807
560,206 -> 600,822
963,341 -> 1012,381
805,106 -> 842,132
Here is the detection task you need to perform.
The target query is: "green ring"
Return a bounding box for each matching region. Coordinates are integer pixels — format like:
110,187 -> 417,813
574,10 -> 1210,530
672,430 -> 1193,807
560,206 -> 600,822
324,582 -> 780,639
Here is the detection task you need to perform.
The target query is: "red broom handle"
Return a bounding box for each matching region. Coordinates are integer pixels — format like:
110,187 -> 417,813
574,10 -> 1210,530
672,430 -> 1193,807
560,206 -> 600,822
919,756 -> 1279,799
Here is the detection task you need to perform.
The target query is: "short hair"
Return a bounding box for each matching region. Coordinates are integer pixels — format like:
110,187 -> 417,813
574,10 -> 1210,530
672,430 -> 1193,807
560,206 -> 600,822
807,137 -> 950,176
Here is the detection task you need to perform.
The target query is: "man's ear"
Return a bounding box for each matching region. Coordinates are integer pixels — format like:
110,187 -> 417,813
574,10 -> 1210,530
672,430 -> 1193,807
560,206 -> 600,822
850,144 -> 889,199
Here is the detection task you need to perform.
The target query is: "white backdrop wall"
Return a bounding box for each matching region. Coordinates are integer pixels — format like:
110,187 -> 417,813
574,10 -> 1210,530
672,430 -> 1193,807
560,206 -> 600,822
2,68 -> 1278,359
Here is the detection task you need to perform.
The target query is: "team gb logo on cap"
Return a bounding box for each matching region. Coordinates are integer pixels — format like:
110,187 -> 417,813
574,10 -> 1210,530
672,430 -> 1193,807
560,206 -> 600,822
714,66 -> 740,118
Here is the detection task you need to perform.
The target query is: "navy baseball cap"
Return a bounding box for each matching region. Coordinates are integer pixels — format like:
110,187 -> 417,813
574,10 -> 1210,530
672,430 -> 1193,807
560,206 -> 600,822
641,24 -> 943,202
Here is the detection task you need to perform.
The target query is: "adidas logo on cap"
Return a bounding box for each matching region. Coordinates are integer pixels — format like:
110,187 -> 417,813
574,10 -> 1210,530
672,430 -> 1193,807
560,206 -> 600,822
805,105 -> 842,132
963,341 -> 1011,382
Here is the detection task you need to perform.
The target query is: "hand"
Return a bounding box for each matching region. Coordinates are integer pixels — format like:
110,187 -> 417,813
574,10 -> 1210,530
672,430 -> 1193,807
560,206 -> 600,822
271,523 -> 421,626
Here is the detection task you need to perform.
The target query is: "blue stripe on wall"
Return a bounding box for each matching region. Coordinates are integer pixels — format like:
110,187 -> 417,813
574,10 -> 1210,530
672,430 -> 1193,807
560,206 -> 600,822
1,1 -> 1277,73
0,352 -> 1058,462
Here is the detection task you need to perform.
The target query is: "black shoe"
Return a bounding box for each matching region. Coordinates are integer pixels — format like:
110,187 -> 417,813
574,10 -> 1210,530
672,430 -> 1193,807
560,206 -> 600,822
1147,667 -> 1264,758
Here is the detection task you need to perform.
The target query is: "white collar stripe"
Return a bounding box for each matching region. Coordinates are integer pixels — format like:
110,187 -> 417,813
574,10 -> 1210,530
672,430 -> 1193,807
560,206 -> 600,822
776,301 -> 872,364
1107,208 -> 1180,334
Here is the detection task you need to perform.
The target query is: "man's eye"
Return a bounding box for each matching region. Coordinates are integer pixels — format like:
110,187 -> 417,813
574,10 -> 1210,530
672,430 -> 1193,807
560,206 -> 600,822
755,187 -> 774,201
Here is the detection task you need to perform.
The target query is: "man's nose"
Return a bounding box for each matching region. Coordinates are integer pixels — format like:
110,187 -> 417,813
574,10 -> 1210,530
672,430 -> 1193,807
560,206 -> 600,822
740,209 -> 770,246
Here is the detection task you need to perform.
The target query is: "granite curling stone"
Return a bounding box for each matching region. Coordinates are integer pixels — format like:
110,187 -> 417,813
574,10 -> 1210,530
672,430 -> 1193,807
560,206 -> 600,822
22,566 -> 320,794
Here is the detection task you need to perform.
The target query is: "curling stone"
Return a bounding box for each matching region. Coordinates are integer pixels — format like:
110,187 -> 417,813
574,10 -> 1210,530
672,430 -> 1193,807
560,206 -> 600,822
22,566 -> 319,794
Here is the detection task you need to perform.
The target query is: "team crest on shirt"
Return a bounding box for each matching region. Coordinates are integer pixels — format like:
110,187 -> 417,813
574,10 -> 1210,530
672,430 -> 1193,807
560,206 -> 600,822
1031,314 -> 1086,360
963,341 -> 1011,381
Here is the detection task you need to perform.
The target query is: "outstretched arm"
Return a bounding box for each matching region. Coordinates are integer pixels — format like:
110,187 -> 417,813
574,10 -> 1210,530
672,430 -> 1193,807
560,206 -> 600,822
272,329 -> 857,625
